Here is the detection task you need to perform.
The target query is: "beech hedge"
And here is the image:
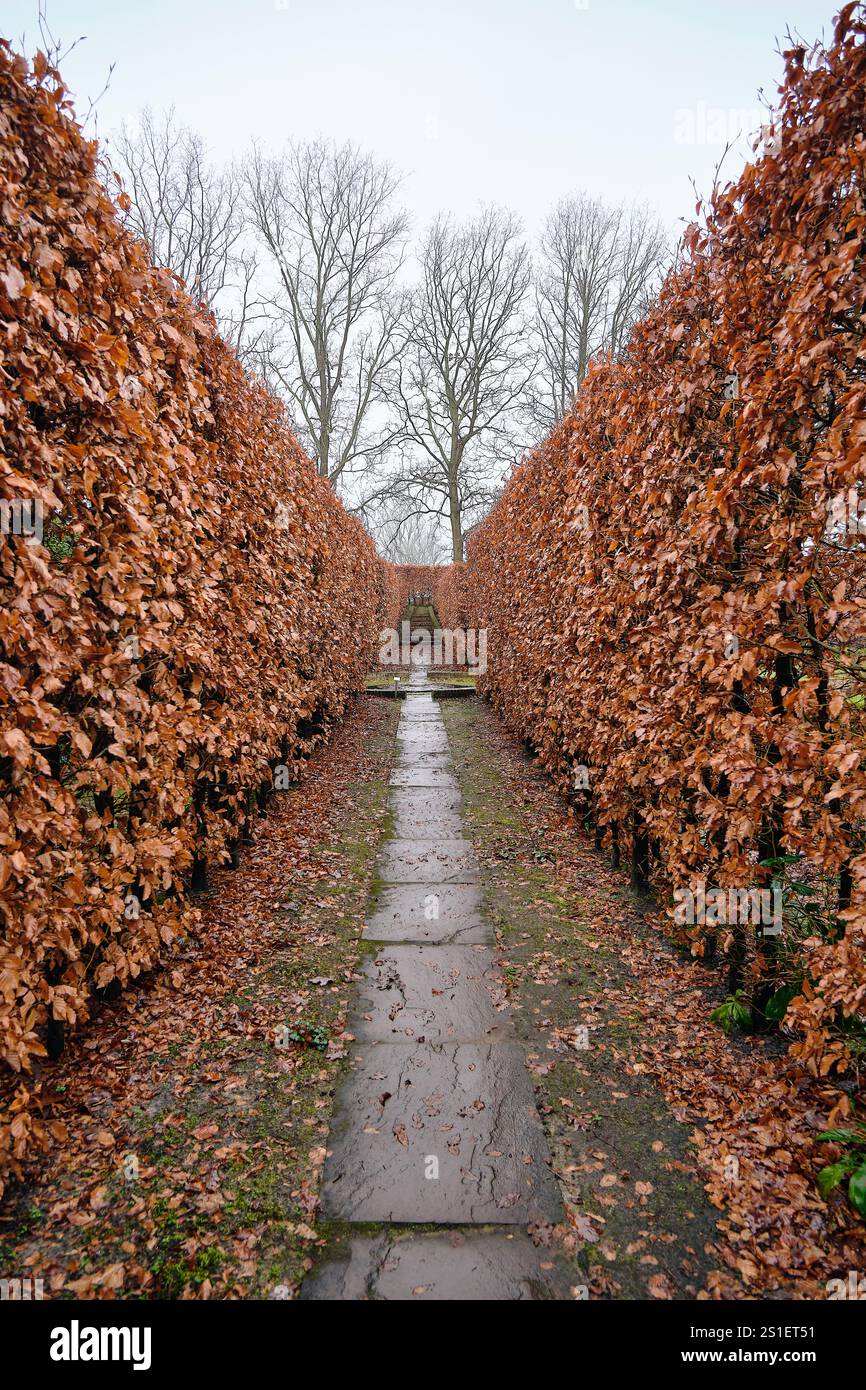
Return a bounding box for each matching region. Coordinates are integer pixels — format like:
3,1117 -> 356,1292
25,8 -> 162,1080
464,8 -> 866,1077
0,43 -> 388,1187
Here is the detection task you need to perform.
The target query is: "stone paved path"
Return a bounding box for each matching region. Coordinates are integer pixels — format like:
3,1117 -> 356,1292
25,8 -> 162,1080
304,673 -> 567,1300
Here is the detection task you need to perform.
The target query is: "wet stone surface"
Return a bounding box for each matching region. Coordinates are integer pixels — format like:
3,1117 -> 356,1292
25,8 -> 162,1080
319,1041 -> 563,1225
397,732 -> 450,752
376,838 -> 480,884
397,723 -> 450,746
390,788 -> 464,838
364,883 -> 488,944
395,757 -> 453,779
390,766 -> 459,789
308,671 -> 564,1295
301,1229 -> 571,1301
352,944 -> 508,1044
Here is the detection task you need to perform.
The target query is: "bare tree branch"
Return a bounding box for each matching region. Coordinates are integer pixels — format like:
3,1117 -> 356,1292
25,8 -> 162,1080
389,207 -> 533,561
244,139 -> 408,486
112,108 -> 264,361
532,194 -> 667,430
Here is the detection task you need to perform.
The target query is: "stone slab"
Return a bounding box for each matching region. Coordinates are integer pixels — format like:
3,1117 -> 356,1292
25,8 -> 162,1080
390,767 -> 459,789
302,1229 -> 570,1301
395,750 -> 454,770
397,723 -> 449,744
364,884 -> 489,944
377,838 -> 479,884
390,789 -> 464,838
353,945 -> 508,1044
320,1042 -> 563,1225
396,743 -> 451,762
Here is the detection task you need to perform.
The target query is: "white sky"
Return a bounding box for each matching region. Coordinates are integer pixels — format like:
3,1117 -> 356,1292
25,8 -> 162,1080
3,0 -> 840,245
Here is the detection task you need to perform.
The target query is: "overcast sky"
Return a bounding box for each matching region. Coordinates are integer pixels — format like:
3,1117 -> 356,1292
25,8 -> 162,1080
3,0 -> 840,244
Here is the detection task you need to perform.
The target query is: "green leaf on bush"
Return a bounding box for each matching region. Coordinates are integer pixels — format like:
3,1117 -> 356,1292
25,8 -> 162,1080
848,1165 -> 866,1217
787,881 -> 820,899
765,984 -> 798,1021
710,993 -> 752,1035
817,1161 -> 855,1198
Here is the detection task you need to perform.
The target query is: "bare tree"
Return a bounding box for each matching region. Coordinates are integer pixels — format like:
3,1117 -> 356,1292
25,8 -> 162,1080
533,194 -> 667,429
244,140 -> 408,487
112,109 -> 260,358
391,208 -> 533,561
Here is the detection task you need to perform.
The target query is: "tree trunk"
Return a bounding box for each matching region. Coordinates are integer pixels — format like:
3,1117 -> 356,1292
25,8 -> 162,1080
449,476 -> 463,561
